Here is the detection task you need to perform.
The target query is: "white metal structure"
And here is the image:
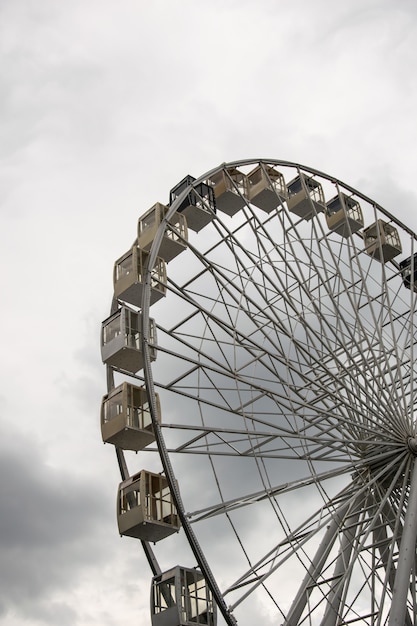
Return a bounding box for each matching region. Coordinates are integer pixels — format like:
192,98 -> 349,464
102,160 -> 417,626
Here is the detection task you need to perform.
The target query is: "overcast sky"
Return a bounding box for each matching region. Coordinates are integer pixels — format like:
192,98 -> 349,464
1,1 -> 417,625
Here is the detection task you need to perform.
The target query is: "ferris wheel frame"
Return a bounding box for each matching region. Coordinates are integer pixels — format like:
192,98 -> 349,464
104,158 -> 417,626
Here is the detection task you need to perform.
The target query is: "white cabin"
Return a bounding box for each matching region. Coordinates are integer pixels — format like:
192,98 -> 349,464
363,220 -> 402,262
326,192 -> 364,238
247,164 -> 287,213
151,566 -> 216,626
138,203 -> 188,263
113,246 -> 167,307
101,307 -> 157,373
117,471 -> 180,542
287,173 -> 325,220
209,167 -> 248,217
101,382 -> 160,450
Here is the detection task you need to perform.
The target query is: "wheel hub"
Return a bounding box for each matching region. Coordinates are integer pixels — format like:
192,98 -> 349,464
407,437 -> 417,455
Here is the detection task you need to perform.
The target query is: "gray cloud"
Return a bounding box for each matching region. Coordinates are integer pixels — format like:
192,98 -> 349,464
0,419 -> 112,624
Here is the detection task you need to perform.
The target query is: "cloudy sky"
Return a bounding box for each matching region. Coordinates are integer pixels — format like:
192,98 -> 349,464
1,0 -> 417,625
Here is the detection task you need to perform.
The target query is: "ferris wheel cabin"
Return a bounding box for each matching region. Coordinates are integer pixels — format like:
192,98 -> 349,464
287,173 -> 325,220
101,382 -> 160,450
400,253 -> 417,291
117,470 -> 180,542
151,566 -> 217,626
113,246 -> 167,307
138,203 -> 188,263
247,164 -> 288,212
208,166 -> 248,216
326,192 -> 364,237
169,175 -> 216,232
363,219 -> 402,262
101,307 -> 157,373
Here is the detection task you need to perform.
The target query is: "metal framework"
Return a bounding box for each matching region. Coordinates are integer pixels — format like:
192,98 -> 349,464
102,159 -> 417,626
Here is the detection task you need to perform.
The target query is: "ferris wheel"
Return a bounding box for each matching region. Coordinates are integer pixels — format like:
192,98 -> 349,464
100,159 -> 417,626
